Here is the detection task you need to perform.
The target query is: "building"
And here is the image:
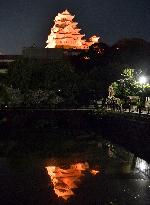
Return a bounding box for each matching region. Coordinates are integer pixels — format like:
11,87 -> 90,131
0,55 -> 20,73
23,10 -> 100,59
46,9 -> 100,50
22,47 -> 65,60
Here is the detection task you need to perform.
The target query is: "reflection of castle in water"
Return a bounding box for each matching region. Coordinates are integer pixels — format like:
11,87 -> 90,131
46,162 -> 99,200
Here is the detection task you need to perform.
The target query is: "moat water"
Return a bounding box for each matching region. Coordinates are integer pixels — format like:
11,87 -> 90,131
0,133 -> 150,205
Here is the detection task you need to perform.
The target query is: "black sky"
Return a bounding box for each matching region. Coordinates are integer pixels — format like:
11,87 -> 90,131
1,0 -> 150,54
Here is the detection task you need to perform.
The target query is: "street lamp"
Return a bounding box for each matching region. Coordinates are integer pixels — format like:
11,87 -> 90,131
138,76 -> 148,114
139,76 -> 147,85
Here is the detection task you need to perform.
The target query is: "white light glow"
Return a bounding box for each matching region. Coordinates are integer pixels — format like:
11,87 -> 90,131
139,161 -> 147,171
136,158 -> 149,172
139,76 -> 147,84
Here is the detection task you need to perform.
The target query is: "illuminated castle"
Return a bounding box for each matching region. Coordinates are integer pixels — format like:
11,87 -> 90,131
46,9 -> 100,50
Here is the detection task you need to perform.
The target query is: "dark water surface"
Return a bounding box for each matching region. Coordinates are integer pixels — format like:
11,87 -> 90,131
0,134 -> 150,205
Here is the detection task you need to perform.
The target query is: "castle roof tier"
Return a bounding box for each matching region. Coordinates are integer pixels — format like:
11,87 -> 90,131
55,10 -> 75,21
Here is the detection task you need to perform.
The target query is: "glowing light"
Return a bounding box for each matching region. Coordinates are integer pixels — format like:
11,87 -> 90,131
90,169 -> 99,175
138,161 -> 147,171
84,56 -> 90,60
136,158 -> 149,172
46,162 -> 99,200
139,76 -> 147,84
89,35 -> 100,43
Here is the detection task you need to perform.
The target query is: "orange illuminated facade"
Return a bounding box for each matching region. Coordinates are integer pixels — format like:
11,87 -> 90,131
46,162 -> 99,200
46,10 -> 100,50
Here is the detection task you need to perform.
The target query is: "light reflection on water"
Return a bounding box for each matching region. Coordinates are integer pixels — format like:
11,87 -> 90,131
0,137 -> 150,204
135,157 -> 150,176
44,139 -> 150,202
46,162 -> 99,200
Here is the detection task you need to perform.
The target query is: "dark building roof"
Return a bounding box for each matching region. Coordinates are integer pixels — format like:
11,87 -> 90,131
0,55 -> 21,72
22,47 -> 82,60
0,55 -> 20,62
22,47 -> 64,60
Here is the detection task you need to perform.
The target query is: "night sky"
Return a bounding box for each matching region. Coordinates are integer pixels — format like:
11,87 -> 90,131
1,0 -> 150,54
